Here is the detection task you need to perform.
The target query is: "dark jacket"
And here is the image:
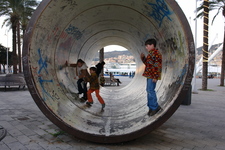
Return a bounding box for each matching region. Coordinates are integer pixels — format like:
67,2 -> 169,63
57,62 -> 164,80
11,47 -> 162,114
95,61 -> 105,77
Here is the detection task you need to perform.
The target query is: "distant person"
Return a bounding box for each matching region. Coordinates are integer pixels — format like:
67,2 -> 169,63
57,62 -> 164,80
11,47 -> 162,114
65,59 -> 88,101
132,71 -> 135,78
109,72 -> 121,86
85,67 -> 105,111
140,38 -> 162,116
129,72 -> 132,78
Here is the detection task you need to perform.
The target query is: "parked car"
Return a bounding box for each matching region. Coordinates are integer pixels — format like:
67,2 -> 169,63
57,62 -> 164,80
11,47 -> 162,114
208,74 -> 214,79
198,74 -> 214,79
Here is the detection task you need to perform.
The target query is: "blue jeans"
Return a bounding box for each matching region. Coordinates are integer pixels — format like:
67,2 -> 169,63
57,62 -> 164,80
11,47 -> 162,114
146,78 -> 159,110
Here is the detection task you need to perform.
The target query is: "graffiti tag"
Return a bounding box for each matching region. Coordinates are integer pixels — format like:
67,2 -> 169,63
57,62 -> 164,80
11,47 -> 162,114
38,49 -> 48,74
37,49 -> 53,101
147,0 -> 172,27
65,24 -> 83,40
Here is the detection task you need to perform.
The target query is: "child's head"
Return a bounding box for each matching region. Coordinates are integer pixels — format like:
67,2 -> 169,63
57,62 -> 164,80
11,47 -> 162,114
145,39 -> 157,52
90,67 -> 97,73
77,59 -> 85,67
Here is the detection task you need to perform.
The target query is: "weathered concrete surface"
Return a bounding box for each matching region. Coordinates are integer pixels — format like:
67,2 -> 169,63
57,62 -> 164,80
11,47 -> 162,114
22,0 -> 195,143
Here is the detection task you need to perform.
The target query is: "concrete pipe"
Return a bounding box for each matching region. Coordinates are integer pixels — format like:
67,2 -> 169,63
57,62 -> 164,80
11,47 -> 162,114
22,0 -> 195,143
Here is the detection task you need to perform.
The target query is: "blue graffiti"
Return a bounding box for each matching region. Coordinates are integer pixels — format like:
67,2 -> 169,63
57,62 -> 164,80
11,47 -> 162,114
38,76 -> 53,101
37,49 -> 53,101
176,64 -> 187,85
38,49 -> 48,74
65,24 -> 83,40
147,0 -> 172,27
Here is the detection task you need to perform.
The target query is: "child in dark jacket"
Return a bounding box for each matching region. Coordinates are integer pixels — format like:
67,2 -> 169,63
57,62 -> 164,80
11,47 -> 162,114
84,67 -> 105,111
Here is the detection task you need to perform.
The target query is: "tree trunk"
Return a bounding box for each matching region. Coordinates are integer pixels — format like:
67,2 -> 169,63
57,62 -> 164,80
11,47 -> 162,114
12,24 -> 18,74
17,22 -> 22,73
202,0 -> 209,90
220,27 -> 225,86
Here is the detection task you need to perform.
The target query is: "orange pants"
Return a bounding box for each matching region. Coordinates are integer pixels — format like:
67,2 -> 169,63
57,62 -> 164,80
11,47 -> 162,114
87,89 -> 105,104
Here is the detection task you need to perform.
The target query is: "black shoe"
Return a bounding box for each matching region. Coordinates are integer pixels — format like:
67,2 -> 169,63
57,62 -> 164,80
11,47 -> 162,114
102,104 -> 105,110
77,92 -> 82,94
147,109 -> 152,116
80,97 -> 87,102
149,106 -> 161,116
86,102 -> 93,107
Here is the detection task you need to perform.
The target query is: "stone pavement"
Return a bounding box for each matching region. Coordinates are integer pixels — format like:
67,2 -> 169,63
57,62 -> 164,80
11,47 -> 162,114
0,78 -> 225,150
0,125 -> 7,141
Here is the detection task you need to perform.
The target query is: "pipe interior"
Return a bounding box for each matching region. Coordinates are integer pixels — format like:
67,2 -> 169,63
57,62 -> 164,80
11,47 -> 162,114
24,0 -> 194,141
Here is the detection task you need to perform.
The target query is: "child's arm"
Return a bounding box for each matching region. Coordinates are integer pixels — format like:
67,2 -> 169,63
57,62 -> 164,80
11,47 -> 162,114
140,53 -> 146,63
82,69 -> 90,81
65,61 -> 77,67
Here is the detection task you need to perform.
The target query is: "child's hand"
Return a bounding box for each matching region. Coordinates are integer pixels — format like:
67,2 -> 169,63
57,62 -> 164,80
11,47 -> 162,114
140,53 -> 145,58
152,79 -> 157,83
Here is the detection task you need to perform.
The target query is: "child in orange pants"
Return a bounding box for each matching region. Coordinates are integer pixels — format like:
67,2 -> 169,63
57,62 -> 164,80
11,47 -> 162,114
84,67 -> 105,111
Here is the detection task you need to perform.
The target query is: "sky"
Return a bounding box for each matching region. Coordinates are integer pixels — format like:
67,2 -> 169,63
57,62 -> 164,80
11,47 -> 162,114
176,0 -> 224,49
0,0 -> 224,52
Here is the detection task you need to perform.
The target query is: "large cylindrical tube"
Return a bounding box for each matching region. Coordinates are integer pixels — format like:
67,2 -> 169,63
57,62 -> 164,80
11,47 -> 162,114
22,0 -> 195,143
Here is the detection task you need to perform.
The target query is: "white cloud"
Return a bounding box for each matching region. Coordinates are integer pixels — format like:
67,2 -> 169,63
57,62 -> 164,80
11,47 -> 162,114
0,17 -> 12,51
104,45 -> 127,52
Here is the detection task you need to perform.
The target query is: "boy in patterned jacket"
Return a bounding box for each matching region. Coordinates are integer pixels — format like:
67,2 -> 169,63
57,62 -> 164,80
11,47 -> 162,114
140,39 -> 162,116
85,67 -> 105,111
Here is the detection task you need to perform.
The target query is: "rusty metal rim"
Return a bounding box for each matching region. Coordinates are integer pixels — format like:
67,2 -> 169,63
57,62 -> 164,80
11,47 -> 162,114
22,0 -> 194,143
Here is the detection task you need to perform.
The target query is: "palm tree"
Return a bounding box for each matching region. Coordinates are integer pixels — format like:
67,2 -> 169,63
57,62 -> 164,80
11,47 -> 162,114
19,0 -> 39,73
196,0 -> 225,86
0,0 -> 38,74
196,0 -> 209,90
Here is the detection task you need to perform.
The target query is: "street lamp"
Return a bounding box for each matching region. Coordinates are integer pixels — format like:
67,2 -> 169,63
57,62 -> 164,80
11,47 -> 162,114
192,0 -> 198,94
4,30 -> 9,74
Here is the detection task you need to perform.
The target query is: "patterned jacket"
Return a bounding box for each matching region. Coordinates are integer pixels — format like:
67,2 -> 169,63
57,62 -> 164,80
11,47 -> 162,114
85,72 -> 100,90
141,49 -> 162,80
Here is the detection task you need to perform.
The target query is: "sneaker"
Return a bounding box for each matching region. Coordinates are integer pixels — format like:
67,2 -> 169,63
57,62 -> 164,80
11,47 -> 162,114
149,106 -> 161,116
86,102 -> 93,107
101,103 -> 105,111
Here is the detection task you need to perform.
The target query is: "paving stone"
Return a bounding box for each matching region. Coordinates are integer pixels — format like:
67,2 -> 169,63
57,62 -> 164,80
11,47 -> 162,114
7,128 -> 23,137
0,115 -> 14,121
33,128 -> 48,136
15,135 -> 31,144
6,141 -> 28,150
24,143 -> 44,150
20,128 -> 36,136
1,135 -> 17,144
0,142 -> 10,150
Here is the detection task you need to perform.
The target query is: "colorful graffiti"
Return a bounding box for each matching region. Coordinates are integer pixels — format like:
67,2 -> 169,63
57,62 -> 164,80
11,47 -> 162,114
147,0 -> 172,27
